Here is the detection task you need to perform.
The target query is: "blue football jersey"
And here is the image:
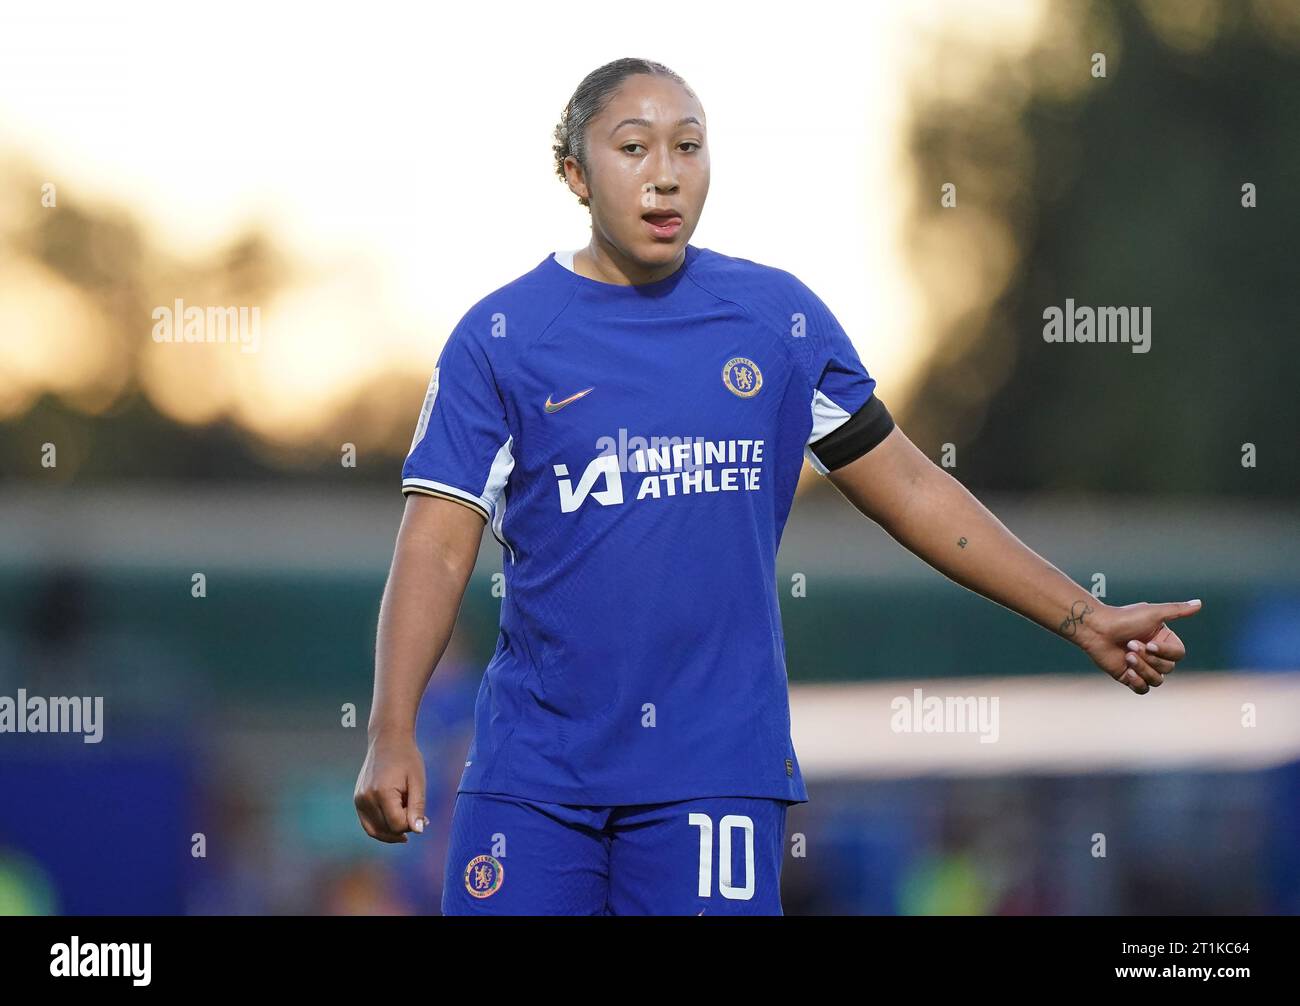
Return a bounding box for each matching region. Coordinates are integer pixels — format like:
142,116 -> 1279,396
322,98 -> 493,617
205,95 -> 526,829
402,243 -> 892,805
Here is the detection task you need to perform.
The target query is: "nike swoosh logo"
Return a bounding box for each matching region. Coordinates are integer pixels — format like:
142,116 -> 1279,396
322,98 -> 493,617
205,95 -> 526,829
544,386 -> 595,413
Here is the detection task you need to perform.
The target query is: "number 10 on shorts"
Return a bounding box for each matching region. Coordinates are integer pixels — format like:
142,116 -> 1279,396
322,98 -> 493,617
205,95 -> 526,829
689,812 -> 756,900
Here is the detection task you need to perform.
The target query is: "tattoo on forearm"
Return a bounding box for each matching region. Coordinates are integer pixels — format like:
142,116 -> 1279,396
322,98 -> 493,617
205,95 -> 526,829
1059,600 -> 1093,638
957,537 -> 968,549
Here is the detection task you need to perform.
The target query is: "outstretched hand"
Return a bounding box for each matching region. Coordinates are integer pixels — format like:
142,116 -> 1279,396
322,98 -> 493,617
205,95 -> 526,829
1077,599 -> 1202,694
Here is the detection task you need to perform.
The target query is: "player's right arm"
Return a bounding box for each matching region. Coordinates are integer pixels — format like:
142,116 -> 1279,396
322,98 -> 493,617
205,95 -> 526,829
358,308 -> 511,841
353,493 -> 485,843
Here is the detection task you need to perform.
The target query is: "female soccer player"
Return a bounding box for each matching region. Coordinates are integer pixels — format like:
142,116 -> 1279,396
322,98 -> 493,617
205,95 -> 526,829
354,58 -> 1201,915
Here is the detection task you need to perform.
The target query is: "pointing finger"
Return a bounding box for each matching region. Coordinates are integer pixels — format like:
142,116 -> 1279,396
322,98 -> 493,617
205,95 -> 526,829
1157,599 -> 1203,623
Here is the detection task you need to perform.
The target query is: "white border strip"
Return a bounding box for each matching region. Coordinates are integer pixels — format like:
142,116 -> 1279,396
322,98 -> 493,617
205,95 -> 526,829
401,477 -> 490,517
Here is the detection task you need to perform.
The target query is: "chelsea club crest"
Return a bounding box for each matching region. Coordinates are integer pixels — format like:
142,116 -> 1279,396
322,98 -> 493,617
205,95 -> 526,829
464,854 -> 504,899
722,357 -> 763,398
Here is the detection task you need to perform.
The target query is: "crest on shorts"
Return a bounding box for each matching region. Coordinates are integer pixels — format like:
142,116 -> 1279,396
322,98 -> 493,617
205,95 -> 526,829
464,854 -> 504,899
722,357 -> 763,398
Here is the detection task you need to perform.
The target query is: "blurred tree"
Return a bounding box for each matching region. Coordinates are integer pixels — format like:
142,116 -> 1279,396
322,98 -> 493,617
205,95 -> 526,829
900,0 -> 1299,498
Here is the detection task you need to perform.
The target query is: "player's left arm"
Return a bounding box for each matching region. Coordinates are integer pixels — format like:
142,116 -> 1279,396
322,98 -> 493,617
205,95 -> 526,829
823,423 -> 1202,694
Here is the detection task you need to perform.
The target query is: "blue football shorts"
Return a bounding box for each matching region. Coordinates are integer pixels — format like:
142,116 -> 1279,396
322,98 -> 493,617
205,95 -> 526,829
440,791 -> 792,915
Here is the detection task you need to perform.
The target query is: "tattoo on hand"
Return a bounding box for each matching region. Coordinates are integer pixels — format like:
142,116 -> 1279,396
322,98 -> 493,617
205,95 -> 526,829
957,537 -> 967,549
1059,600 -> 1093,638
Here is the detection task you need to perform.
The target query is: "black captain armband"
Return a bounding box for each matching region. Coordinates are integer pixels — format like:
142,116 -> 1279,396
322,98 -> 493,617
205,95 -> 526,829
808,395 -> 895,472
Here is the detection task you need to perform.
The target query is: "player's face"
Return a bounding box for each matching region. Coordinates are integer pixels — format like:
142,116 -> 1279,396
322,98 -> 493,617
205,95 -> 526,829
569,75 -> 709,275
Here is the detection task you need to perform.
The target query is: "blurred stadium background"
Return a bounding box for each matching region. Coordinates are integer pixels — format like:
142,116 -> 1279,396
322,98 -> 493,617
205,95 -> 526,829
1,0 -> 1297,914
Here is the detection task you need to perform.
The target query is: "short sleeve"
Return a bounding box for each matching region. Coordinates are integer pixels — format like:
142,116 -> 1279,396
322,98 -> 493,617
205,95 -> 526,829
799,284 -> 895,475
402,320 -> 515,521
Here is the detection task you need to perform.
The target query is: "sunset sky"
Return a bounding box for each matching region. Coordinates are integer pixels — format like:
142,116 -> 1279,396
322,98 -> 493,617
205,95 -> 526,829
0,0 -> 1058,446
